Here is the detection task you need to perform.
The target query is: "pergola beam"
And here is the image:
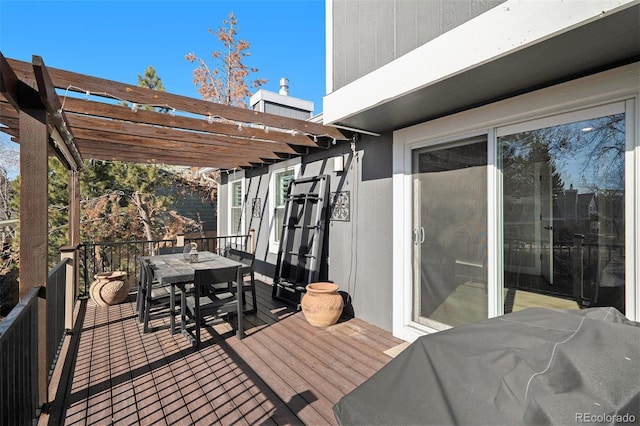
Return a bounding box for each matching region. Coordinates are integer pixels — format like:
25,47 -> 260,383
31,55 -> 83,170
2,54 -> 354,171
7,57 -> 347,141
79,143 -> 250,169
74,134 -> 269,164
1,53 -> 42,111
0,52 -> 20,110
66,113 -> 299,155
73,130 -> 283,163
60,97 -> 319,147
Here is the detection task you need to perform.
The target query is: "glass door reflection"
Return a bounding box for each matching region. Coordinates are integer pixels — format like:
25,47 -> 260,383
499,113 -> 625,314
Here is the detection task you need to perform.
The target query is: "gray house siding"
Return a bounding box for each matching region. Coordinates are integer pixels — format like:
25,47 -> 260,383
260,103 -> 312,120
219,134 -> 394,331
331,0 -> 505,91
156,180 -> 217,237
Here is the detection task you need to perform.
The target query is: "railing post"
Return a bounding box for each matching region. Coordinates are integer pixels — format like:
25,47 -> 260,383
573,234 -> 585,305
83,244 -> 89,297
60,245 -> 78,332
37,287 -> 48,410
249,229 -> 255,254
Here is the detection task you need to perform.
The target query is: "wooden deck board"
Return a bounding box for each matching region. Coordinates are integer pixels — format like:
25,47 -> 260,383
109,303 -> 140,425
48,280 -> 403,425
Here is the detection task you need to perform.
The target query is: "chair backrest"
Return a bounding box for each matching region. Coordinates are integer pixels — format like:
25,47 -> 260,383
140,259 -> 155,290
138,257 -> 149,289
158,245 -> 185,255
194,265 -> 241,289
225,248 -> 255,268
194,266 -> 240,301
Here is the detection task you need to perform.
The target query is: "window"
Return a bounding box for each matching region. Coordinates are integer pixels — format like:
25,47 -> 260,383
269,164 -> 299,252
229,179 -> 244,235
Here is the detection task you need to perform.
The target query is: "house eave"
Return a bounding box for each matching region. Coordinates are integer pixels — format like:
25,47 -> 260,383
322,0 -> 640,133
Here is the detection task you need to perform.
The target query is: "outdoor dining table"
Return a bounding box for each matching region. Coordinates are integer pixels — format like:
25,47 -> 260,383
143,251 -> 244,335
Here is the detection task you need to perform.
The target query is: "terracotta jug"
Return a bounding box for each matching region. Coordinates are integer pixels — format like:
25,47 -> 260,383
89,271 -> 130,306
301,282 -> 344,327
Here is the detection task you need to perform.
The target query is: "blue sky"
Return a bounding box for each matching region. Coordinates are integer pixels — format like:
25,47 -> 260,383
0,0 -> 326,176
0,0 -> 326,107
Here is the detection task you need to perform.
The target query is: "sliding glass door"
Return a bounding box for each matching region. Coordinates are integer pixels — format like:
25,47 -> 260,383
412,138 -> 488,329
395,68 -> 637,340
407,104 -> 628,332
499,109 -> 626,314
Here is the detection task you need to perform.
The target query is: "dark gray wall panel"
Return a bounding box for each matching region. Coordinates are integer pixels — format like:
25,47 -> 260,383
219,135 -> 394,331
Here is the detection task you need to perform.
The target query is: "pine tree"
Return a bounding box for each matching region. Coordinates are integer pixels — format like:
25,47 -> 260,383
80,160 -> 175,243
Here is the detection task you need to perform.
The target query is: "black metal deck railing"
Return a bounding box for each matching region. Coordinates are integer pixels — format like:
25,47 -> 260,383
0,257 -> 70,426
0,235 -> 251,425
46,259 -> 69,381
504,237 -> 625,307
78,235 -> 251,296
0,287 -> 40,426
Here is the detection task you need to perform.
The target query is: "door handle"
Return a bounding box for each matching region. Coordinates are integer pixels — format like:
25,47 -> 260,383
420,227 -> 425,244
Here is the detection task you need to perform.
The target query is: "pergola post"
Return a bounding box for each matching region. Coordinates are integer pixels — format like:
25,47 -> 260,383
18,107 -> 49,297
68,169 -> 80,302
69,169 -> 80,247
19,106 -> 49,408
3,51 -> 53,412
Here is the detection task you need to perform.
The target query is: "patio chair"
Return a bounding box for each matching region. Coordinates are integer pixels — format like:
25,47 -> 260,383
180,265 -> 244,346
135,257 -> 158,322
140,259 -> 173,333
223,248 -> 258,314
158,245 -> 185,254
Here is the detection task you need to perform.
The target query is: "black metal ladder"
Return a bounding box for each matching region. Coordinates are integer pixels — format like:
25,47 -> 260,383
272,174 -> 330,306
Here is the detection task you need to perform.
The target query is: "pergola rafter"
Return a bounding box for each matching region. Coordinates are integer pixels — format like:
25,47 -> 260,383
2,56 -> 347,171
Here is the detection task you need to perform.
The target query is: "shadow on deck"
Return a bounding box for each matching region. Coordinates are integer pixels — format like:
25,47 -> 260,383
42,279 -> 405,425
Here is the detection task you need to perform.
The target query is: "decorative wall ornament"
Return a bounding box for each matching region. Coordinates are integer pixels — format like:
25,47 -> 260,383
252,198 -> 261,218
330,191 -> 350,221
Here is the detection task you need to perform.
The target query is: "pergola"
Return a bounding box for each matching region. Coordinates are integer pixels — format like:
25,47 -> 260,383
0,52 -> 347,298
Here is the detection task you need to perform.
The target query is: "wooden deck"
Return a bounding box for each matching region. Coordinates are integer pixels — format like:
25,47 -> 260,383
43,280 -> 405,425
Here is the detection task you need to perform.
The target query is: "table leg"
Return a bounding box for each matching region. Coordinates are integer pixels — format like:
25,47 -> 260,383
170,283 -> 176,334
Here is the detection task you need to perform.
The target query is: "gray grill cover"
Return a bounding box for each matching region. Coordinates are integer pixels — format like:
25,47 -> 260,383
334,308 -> 640,425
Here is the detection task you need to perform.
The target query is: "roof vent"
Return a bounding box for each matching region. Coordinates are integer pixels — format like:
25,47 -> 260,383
279,77 -> 289,96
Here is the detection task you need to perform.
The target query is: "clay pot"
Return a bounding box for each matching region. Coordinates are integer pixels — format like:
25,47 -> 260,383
301,282 -> 344,327
90,271 -> 130,307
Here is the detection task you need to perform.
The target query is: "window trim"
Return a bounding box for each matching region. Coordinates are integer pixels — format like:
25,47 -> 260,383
228,172 -> 245,236
268,162 -> 301,254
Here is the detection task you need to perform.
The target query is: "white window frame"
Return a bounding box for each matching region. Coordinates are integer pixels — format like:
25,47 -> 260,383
392,64 -> 639,342
228,171 -> 245,236
269,161 -> 301,254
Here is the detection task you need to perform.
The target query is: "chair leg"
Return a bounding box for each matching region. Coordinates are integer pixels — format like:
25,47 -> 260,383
143,298 -> 152,333
180,291 -> 187,335
237,280 -> 244,339
195,306 -> 201,347
137,288 -> 146,323
247,272 -> 257,314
